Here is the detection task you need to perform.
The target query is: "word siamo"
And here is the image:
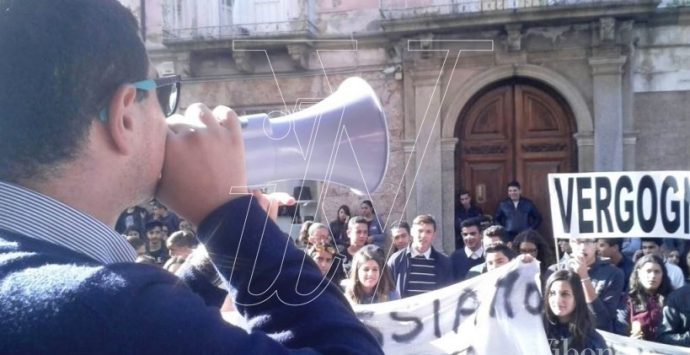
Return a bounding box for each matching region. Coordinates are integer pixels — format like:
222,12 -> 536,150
358,269 -> 543,346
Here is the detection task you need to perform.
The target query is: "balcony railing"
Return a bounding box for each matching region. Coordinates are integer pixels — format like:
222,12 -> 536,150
380,0 -> 662,20
163,18 -> 318,43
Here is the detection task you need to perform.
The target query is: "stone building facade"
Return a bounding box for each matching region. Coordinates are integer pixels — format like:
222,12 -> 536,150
121,0 -> 690,253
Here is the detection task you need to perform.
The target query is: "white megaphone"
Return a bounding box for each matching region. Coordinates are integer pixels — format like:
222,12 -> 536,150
240,77 -> 389,195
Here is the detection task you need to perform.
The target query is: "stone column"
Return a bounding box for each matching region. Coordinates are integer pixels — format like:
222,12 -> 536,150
589,56 -> 626,171
620,20 -> 637,171
402,139 -> 417,224
623,133 -> 638,170
402,71 -> 417,226
574,132 -> 595,172
441,137 -> 459,254
410,74 -> 444,251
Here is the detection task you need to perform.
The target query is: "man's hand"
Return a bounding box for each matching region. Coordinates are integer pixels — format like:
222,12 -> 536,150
157,104 -> 248,225
568,255 -> 589,280
251,189 -> 295,223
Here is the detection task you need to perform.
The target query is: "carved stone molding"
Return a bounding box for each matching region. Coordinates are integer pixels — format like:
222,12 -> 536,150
441,137 -> 459,152
232,50 -> 254,73
505,24 -> 522,52
599,17 -> 616,43
589,56 -> 626,76
521,143 -> 567,153
287,43 -> 311,70
574,132 -> 594,146
462,144 -> 507,155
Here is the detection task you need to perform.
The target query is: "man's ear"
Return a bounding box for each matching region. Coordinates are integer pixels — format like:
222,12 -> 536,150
104,84 -> 138,155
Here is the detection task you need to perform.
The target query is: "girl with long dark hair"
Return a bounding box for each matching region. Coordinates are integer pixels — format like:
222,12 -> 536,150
619,254 -> 672,341
329,204 -> 351,249
543,269 -> 608,354
345,245 -> 398,304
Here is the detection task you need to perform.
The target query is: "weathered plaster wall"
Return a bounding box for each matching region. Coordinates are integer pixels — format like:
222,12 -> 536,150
634,23 -> 690,92
635,91 -> 690,170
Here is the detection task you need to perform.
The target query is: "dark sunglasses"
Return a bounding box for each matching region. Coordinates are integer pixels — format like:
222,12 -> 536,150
98,75 -> 181,121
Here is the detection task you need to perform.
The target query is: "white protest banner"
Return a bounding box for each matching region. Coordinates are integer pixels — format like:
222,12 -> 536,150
548,171 -> 690,239
601,330 -> 690,355
221,258 -> 689,354
349,259 -> 690,354
353,260 -> 551,355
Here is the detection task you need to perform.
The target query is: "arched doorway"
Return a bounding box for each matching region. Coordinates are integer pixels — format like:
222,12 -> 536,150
454,78 -> 577,247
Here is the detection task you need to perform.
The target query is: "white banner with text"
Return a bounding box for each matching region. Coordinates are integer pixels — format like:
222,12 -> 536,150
353,260 -> 550,354
352,258 -> 689,354
548,171 -> 690,239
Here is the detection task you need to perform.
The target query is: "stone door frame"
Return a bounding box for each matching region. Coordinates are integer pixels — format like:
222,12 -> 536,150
438,64 -> 593,253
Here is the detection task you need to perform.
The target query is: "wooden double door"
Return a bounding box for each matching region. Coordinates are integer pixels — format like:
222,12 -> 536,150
455,79 -> 577,245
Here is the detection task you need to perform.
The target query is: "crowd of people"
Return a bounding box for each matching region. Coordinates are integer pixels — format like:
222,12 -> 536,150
114,180 -> 690,353
117,200 -> 197,270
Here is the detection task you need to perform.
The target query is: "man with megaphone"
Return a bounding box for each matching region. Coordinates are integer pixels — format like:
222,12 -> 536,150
0,1 -> 382,354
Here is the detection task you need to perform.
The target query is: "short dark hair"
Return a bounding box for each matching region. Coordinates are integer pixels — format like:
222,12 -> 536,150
145,220 -> 164,232
389,221 -> 410,234
0,0 -> 149,181
597,238 -> 623,250
460,217 -> 482,230
641,238 -> 662,247
507,180 -> 521,189
485,243 -> 515,259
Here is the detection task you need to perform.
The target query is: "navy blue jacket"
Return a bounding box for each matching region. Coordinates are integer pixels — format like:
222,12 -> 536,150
494,197 -> 542,240
0,197 -> 382,354
615,254 -> 635,292
657,284 -> 690,346
386,247 -> 453,298
450,249 -> 485,281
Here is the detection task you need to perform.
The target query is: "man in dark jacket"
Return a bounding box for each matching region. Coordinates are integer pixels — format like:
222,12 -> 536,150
387,214 -> 453,298
495,181 -> 542,243
454,189 -> 483,248
0,1 -> 382,353
450,218 -> 485,281
657,284 -> 690,346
